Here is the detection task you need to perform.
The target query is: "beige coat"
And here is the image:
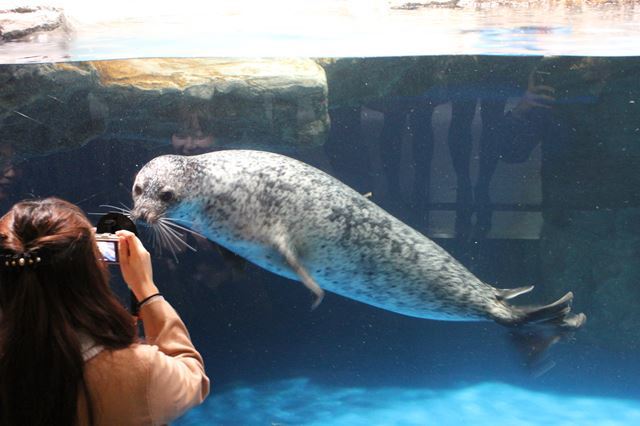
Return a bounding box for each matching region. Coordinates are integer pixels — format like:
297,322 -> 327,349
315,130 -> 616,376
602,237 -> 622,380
79,297 -> 210,425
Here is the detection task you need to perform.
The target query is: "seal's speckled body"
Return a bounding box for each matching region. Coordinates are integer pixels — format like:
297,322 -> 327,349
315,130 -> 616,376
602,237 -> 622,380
132,150 -> 585,328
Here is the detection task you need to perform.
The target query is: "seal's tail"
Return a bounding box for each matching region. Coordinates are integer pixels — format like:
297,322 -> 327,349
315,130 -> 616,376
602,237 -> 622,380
496,289 -> 586,376
503,291 -> 587,329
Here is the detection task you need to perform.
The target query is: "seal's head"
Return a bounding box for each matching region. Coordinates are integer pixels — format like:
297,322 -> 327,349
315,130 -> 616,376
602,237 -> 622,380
131,155 -> 192,224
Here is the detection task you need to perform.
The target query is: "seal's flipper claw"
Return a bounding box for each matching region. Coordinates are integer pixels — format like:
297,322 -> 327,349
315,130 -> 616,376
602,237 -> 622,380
290,259 -> 324,310
310,290 -> 324,311
288,256 -> 325,310
274,237 -> 325,310
496,285 -> 535,301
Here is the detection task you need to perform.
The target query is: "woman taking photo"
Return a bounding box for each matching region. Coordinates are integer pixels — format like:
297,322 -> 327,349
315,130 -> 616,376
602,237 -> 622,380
0,197 -> 209,425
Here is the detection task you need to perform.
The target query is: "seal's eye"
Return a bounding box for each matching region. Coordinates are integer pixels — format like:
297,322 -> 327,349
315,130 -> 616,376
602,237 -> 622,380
159,190 -> 174,203
133,185 -> 142,196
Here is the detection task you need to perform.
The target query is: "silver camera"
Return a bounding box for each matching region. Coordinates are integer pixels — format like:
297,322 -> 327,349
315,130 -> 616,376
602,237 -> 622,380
95,233 -> 119,264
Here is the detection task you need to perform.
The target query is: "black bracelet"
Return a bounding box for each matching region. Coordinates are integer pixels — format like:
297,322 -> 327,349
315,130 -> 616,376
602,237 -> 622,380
136,292 -> 162,309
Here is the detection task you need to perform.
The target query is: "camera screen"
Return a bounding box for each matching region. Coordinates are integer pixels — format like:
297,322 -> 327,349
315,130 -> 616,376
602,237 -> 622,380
97,240 -> 118,263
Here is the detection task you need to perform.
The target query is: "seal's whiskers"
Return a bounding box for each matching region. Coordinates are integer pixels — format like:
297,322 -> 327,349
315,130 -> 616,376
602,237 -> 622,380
149,224 -> 159,253
162,217 -> 206,240
99,204 -> 133,217
152,221 -> 178,259
156,222 -> 177,252
157,218 -> 197,252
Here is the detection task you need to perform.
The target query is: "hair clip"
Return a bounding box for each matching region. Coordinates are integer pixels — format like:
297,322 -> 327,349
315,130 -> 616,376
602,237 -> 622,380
1,252 -> 42,269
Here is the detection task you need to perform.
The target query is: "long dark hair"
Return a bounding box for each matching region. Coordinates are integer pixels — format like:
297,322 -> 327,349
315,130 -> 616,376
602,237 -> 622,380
0,198 -> 137,426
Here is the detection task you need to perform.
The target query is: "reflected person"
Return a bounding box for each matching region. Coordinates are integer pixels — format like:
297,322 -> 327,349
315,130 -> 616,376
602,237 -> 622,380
492,58 -> 640,344
171,124 -> 216,156
0,143 -> 25,209
494,63 -> 573,224
378,97 -> 435,225
170,103 -> 220,156
444,90 -> 508,240
378,92 -> 507,239
159,104 -> 251,326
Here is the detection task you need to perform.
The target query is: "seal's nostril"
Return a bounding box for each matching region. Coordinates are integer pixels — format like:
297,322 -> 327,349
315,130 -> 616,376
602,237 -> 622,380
132,208 -> 148,222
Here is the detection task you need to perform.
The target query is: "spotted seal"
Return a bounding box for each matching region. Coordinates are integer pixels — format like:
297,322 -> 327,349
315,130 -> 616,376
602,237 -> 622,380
130,150 -> 585,330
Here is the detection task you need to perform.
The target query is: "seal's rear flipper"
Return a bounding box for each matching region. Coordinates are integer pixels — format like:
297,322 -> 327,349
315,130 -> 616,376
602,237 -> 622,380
513,292 -> 587,329
500,291 -> 586,376
508,328 -> 566,377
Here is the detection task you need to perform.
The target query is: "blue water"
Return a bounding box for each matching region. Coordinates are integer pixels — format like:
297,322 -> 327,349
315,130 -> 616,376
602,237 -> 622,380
177,380 -> 640,426
169,280 -> 640,425
162,247 -> 640,425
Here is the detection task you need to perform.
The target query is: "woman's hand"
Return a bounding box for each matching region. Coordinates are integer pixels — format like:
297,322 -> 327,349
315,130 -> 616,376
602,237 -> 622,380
116,230 -> 159,301
511,71 -> 557,120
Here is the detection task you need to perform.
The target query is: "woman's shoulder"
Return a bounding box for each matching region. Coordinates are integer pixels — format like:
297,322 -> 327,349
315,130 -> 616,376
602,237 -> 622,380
86,343 -> 160,374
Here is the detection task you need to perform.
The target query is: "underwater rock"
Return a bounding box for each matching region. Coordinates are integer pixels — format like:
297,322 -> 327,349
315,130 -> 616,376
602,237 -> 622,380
0,62 -> 101,156
91,58 -> 329,150
0,58 -> 329,157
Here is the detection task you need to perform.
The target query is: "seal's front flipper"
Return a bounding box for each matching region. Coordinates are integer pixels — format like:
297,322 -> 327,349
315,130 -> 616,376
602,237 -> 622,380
273,238 -> 325,310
